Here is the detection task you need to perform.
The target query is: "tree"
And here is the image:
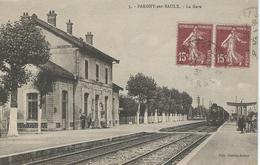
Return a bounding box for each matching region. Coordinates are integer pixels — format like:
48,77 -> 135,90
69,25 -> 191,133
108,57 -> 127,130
170,88 -> 180,114
34,68 -> 55,133
119,95 -> 138,116
155,87 -> 171,122
0,86 -> 8,137
0,16 -> 50,136
126,73 -> 156,124
155,87 -> 169,112
181,91 -> 193,119
0,86 -> 8,105
152,88 -> 192,121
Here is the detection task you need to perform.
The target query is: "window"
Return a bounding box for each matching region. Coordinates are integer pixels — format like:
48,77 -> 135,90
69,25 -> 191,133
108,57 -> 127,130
84,93 -> 89,114
85,60 -> 88,79
105,68 -> 108,84
96,64 -> 99,81
27,93 -> 38,120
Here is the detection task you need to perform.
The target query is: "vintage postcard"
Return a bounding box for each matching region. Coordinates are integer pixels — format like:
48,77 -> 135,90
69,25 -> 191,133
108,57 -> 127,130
0,0 -> 257,165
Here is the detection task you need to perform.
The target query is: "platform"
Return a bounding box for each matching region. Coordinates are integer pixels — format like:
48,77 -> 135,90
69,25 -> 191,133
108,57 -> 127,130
0,120 -> 200,157
181,122 -> 257,165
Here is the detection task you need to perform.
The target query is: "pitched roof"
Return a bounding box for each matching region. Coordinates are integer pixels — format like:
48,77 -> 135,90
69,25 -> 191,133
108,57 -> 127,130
113,83 -> 123,91
40,61 -> 75,80
31,14 -> 119,64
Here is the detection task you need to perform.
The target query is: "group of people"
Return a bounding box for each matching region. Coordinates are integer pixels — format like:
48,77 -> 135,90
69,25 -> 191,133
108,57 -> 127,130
80,113 -> 92,129
237,115 -> 257,133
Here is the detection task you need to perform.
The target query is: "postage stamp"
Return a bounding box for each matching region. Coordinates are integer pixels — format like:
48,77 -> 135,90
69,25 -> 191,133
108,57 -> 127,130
215,25 -> 251,67
176,23 -> 213,66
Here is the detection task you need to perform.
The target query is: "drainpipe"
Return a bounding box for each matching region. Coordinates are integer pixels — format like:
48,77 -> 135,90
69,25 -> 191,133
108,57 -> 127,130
72,80 -> 75,130
73,48 -> 79,129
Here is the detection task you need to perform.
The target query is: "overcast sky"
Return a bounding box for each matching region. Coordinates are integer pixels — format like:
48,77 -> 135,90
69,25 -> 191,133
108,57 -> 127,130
0,0 -> 257,112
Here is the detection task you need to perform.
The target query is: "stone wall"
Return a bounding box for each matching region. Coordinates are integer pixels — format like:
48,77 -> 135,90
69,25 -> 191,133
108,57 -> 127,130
74,80 -> 114,129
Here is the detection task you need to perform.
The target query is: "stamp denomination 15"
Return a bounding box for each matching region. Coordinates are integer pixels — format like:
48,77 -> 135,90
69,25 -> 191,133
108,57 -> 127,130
215,25 -> 251,67
176,23 -> 213,66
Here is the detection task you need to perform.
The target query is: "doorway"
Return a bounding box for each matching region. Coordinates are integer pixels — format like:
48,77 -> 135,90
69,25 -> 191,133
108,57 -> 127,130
94,95 -> 99,127
112,98 -> 115,126
62,91 -> 68,129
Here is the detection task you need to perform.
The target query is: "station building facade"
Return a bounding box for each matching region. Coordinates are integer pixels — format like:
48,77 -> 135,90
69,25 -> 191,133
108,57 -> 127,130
11,11 -> 122,131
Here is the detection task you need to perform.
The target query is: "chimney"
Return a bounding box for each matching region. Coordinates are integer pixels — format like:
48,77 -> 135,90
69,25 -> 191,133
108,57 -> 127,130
66,19 -> 73,34
85,32 -> 93,45
47,10 -> 57,26
21,12 -> 29,20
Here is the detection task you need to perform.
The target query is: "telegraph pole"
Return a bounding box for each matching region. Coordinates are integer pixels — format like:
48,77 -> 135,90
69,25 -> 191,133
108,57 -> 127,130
235,96 -> 238,126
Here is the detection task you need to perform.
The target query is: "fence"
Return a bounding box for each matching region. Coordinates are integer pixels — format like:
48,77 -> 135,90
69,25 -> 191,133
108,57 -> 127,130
119,116 -> 145,124
119,116 -> 136,124
119,114 -> 187,125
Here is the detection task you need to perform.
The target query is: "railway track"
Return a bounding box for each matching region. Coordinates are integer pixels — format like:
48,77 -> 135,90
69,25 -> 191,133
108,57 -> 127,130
22,122 -> 214,165
24,132 -> 177,165
163,135 -> 209,165
121,134 -> 208,165
160,122 -> 218,133
77,134 -> 190,165
159,122 -> 206,132
189,125 -> 218,132
198,126 -> 218,132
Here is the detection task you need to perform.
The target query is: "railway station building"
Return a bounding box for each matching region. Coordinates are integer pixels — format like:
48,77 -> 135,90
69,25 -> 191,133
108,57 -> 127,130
2,11 -> 122,131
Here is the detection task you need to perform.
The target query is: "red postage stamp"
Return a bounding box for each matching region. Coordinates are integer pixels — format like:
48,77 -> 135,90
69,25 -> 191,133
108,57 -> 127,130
176,24 -> 213,66
215,25 -> 251,67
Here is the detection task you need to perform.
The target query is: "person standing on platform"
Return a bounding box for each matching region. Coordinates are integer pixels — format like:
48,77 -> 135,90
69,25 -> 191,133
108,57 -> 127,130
238,116 -> 244,133
242,116 -> 246,133
245,116 -> 249,132
238,116 -> 242,133
252,115 -> 257,132
247,116 -> 252,132
80,112 -> 86,129
87,113 -> 92,128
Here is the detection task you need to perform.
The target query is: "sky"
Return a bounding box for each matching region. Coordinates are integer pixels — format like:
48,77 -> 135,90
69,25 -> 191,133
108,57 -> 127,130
0,0 -> 258,112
